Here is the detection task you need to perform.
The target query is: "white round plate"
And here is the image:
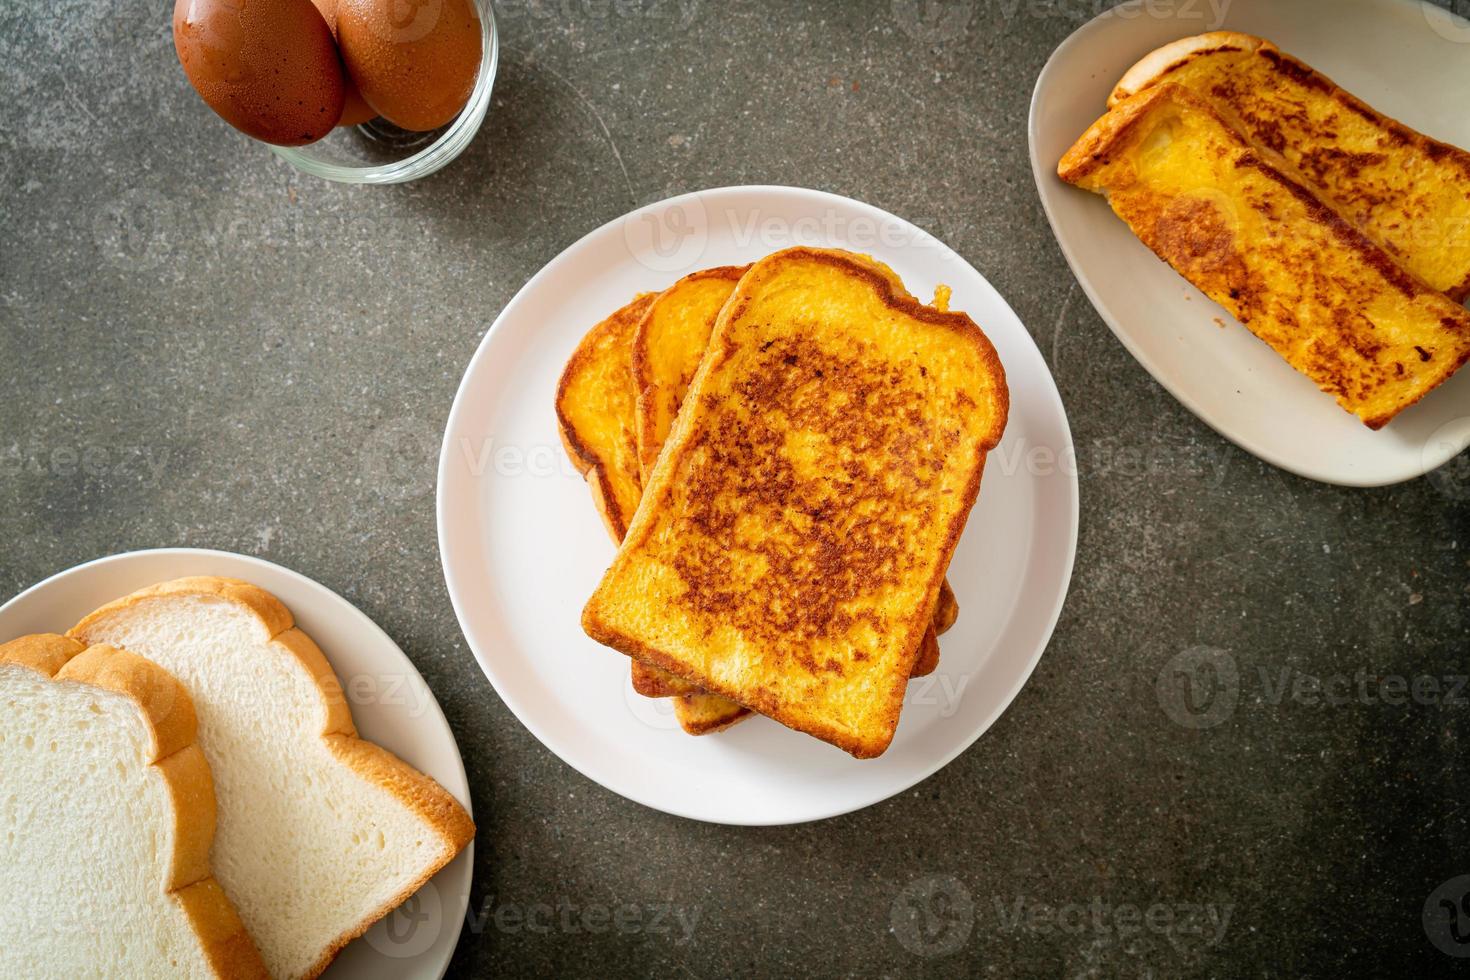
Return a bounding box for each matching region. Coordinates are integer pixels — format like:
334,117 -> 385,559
0,548 -> 473,980
439,186 -> 1077,825
1030,0 -> 1470,487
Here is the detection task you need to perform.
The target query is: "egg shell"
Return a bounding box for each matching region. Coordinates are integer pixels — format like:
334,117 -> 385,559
337,83 -> 379,127
173,0 -> 346,146
305,0 -> 379,127
335,0 -> 482,132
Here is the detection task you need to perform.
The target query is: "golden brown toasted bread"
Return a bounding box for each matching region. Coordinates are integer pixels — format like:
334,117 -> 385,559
582,248 -> 1008,758
1059,84 -> 1470,429
626,264 -> 960,710
555,294 -> 657,541
633,265 -> 751,480
554,293 -> 731,722
562,276 -> 961,736
1111,32 -> 1470,302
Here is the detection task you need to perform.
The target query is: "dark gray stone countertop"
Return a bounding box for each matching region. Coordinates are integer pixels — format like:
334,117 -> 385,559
2,1 -> 1467,976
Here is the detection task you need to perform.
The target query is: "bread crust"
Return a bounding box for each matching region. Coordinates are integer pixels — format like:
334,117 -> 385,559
69,576 -> 475,980
1060,84 -> 1470,429
584,248 -> 1008,758
631,264 -> 749,480
610,264 -> 962,718
553,293 -> 657,542
1109,31 -> 1264,107
0,634 -> 267,978
672,694 -> 751,735
1109,32 -> 1470,303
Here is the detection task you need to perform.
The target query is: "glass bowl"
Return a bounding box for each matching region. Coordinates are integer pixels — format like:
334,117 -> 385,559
271,0 -> 498,184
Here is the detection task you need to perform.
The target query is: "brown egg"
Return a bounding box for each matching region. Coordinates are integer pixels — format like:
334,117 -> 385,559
173,0 -> 346,146
335,0 -> 482,132
305,0 -> 379,127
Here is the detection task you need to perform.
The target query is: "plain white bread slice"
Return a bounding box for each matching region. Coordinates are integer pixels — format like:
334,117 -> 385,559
70,577 -> 475,980
0,634 -> 267,978
1109,31 -> 1265,107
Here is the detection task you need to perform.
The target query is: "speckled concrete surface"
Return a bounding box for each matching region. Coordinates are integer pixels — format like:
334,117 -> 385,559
3,1 -> 1469,977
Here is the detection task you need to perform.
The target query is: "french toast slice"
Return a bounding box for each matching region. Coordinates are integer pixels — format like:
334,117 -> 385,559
633,265 -> 750,481
626,264 -> 960,708
1059,85 -> 1470,429
1111,33 -> 1470,302
582,248 -> 1008,758
555,293 -> 656,542
668,614 -> 944,737
561,281 -> 959,735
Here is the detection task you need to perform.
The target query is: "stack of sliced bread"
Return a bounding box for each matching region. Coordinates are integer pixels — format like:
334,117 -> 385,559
558,248 -> 1009,757
0,576 -> 474,978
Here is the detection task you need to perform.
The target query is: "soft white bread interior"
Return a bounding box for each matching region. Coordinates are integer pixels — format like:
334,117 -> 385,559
0,634 -> 267,979
70,577 -> 475,980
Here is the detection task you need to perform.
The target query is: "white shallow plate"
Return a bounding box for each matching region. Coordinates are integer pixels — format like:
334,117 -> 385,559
0,548 -> 473,980
438,185 -> 1078,825
1030,0 -> 1470,486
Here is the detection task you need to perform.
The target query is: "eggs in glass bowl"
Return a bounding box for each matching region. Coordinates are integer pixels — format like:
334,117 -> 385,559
172,0 -> 496,182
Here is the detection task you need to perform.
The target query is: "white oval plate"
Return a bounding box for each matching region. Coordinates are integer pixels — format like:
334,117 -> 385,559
438,185 -> 1078,825
0,548 -> 473,980
1030,0 -> 1470,486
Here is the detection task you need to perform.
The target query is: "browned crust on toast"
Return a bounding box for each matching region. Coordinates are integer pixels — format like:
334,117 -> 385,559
631,264 -> 749,480
934,579 -> 958,635
584,248 -> 1008,758
554,294 -> 657,541
672,694 -> 751,735
1060,85 -> 1470,429
0,634 -> 268,979
69,577 -> 475,980
632,660 -> 701,698
1112,32 -> 1470,185
1111,31 -> 1470,303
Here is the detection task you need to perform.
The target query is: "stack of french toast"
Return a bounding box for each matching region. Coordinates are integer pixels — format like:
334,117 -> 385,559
556,248 -> 1008,758
1059,32 -> 1470,429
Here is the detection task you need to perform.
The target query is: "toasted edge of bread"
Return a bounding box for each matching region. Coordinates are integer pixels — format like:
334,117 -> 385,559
1110,31 -> 1470,302
0,634 -> 268,979
584,248 -> 1009,758
934,579 -> 958,636
632,265 -> 749,481
672,693 -> 752,735
555,293 -> 658,541
1110,31 -> 1264,108
1059,84 -> 1470,430
70,576 -> 476,980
